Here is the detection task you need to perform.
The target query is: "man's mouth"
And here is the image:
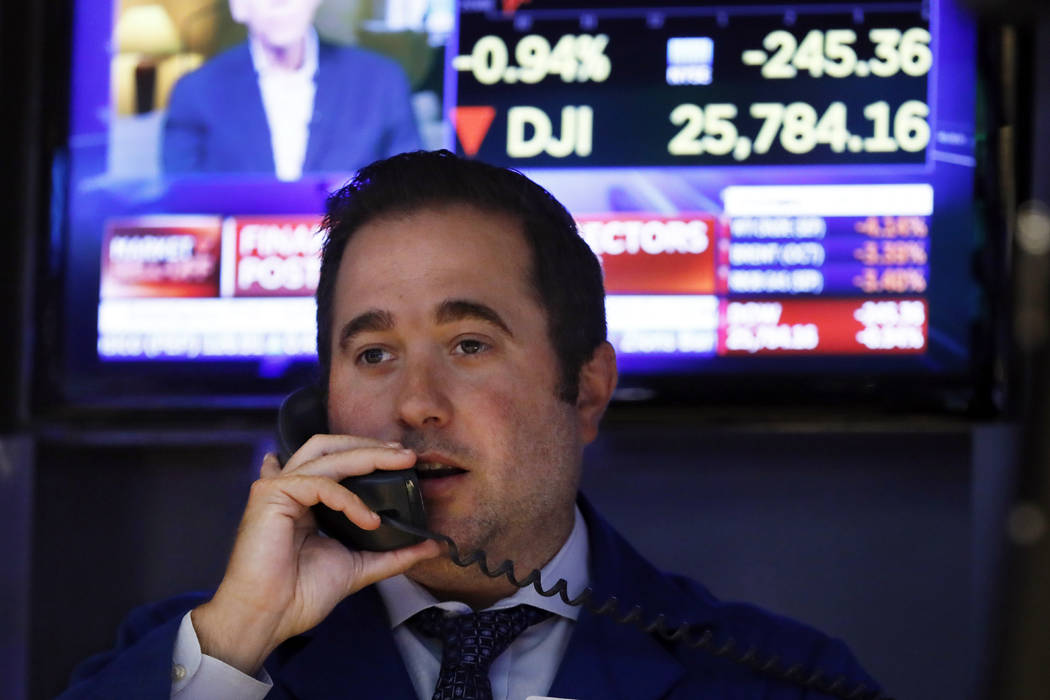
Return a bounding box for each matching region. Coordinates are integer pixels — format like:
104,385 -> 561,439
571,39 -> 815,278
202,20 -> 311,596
412,453 -> 469,501
415,460 -> 468,480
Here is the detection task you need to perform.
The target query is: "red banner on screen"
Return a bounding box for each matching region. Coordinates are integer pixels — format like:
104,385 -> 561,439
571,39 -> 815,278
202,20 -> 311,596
100,217 -> 223,298
227,216 -> 324,297
577,214 -> 718,293
718,298 -> 928,355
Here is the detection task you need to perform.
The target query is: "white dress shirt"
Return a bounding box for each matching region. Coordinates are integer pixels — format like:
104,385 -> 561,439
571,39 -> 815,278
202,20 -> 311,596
170,506 -> 590,699
247,29 -> 319,181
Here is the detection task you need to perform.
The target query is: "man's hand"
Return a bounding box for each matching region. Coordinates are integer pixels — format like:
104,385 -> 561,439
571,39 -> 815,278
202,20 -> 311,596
190,436 -> 441,675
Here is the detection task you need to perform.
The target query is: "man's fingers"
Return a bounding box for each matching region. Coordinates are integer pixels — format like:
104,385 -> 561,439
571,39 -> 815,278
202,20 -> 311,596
281,445 -> 417,480
260,452 -> 281,478
283,434 -> 404,472
353,540 -> 443,589
251,474 -> 382,531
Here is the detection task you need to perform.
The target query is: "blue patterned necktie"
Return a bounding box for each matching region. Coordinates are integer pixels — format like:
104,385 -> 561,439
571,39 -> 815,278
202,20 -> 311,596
409,604 -> 553,700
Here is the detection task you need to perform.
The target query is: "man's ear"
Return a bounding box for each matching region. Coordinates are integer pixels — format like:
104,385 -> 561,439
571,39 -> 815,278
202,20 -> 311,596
575,341 -> 618,445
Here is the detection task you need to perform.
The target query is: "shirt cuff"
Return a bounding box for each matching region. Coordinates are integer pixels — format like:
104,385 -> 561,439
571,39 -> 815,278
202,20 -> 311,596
170,610 -> 273,699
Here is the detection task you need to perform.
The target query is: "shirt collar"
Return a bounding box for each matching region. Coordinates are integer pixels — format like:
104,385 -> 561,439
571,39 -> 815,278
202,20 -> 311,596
247,26 -> 319,79
377,504 -> 590,627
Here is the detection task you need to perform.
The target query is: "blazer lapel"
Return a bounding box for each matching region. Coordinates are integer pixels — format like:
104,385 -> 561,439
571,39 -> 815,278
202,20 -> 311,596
303,43 -> 341,172
223,44 -> 275,172
275,587 -> 417,699
547,496 -> 710,700
548,608 -> 685,700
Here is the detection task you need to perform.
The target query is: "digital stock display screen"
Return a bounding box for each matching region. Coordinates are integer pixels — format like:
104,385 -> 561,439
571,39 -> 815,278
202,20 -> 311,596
59,0 -> 978,405
452,6 -> 935,167
446,0 -> 974,374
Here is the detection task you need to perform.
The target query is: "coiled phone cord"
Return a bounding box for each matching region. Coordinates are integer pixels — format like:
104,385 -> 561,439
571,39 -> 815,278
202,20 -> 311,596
382,514 -> 894,700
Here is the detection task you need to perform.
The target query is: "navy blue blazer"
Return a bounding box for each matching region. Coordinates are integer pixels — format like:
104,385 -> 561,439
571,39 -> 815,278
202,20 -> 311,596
61,497 -> 880,699
162,41 -> 422,176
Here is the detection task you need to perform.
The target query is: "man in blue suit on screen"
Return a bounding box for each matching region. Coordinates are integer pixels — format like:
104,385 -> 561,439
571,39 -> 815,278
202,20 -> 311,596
163,0 -> 421,179
62,151 -> 883,699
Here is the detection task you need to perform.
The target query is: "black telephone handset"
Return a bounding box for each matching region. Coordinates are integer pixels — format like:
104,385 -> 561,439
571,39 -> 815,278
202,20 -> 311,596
276,385 -> 427,552
276,386 -> 890,700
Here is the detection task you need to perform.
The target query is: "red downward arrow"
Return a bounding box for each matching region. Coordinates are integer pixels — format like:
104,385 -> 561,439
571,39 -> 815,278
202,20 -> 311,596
452,106 -> 496,158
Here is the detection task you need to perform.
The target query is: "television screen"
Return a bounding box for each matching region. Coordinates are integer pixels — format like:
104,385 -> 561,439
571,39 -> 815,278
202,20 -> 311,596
56,0 -> 978,407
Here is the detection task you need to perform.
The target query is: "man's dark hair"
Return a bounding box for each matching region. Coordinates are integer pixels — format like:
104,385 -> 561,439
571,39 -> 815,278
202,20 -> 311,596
316,150 -> 607,403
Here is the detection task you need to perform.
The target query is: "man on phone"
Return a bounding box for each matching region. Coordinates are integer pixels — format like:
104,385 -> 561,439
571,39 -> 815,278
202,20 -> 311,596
62,150 -> 881,699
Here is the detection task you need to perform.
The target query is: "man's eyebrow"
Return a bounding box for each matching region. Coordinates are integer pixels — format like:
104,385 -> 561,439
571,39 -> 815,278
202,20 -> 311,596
338,309 -> 395,348
435,299 -> 513,337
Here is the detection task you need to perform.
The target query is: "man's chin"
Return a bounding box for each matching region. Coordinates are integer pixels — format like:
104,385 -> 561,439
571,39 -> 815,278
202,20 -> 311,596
404,554 -> 515,608
404,556 -> 473,593
404,521 -> 490,585
420,509 -> 484,553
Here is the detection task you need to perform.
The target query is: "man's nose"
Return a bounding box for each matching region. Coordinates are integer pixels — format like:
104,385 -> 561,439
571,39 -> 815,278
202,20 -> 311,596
394,354 -> 452,429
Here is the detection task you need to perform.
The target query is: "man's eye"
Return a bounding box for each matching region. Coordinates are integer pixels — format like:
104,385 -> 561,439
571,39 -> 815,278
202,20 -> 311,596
358,347 -> 390,364
455,339 -> 487,355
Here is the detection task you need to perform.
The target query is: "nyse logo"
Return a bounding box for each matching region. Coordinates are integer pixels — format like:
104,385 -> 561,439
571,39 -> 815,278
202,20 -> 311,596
507,106 -> 593,158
